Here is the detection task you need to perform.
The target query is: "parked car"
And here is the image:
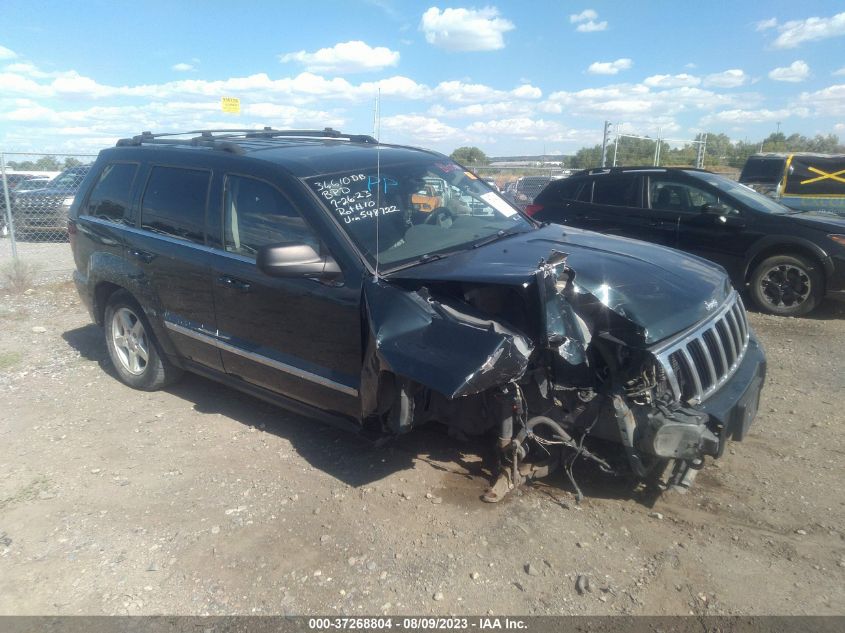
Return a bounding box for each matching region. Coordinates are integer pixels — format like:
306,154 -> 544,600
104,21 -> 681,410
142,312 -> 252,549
528,166 -> 845,317
12,165 -> 91,239
502,176 -> 553,210
739,153 -> 845,217
15,176 -> 52,191
2,174 -> 40,236
70,130 -> 765,502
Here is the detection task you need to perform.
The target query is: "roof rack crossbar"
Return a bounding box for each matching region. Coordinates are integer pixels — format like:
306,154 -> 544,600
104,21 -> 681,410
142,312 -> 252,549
116,127 -> 378,148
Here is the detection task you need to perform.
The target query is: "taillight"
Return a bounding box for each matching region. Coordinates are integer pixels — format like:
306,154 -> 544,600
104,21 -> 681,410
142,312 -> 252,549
524,203 -> 544,217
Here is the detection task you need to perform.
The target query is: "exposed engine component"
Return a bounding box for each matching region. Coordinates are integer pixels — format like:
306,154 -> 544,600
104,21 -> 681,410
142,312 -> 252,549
363,245 -> 757,503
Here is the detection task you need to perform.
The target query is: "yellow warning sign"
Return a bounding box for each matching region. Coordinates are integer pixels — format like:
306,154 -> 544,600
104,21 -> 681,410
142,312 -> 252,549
221,97 -> 241,114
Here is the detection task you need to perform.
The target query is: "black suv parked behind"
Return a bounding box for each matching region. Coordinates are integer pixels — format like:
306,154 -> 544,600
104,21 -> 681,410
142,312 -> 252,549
528,167 -> 845,316
12,164 -> 91,240
70,130 -> 766,501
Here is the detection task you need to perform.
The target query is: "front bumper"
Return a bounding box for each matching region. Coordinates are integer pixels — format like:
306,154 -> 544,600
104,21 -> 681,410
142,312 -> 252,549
698,330 -> 766,444
826,254 -> 845,298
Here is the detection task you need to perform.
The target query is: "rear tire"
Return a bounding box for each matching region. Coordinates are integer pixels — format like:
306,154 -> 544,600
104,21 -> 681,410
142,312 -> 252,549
104,291 -> 182,390
749,254 -> 822,317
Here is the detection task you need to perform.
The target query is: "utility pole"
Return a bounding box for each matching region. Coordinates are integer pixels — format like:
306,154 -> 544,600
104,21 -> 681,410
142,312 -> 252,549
695,133 -> 708,168
653,128 -> 662,166
600,120 -> 611,167
612,127 -> 620,167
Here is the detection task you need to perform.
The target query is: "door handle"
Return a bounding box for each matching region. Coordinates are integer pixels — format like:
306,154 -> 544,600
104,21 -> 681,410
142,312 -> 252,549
129,249 -> 156,263
216,275 -> 252,292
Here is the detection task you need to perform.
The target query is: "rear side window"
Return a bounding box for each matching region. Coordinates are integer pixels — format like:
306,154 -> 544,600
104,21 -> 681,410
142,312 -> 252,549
84,163 -> 137,223
740,158 -> 784,185
537,178 -> 582,203
223,175 -> 319,257
556,179 -> 582,200
141,166 -> 210,244
592,175 -> 639,207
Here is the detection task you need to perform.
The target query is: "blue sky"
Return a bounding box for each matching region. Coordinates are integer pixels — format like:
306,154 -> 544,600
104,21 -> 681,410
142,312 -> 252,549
1,1 -> 844,157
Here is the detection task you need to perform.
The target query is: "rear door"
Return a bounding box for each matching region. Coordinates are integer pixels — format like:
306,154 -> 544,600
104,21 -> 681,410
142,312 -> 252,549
208,171 -> 362,418
563,173 -> 673,245
131,164 -> 223,370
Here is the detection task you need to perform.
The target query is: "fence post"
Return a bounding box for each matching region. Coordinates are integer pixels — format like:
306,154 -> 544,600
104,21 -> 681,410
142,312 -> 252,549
1,152 -> 17,260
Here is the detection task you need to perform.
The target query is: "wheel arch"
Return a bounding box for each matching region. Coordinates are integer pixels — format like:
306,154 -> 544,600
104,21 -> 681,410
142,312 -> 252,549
743,237 -> 832,290
93,281 -> 123,326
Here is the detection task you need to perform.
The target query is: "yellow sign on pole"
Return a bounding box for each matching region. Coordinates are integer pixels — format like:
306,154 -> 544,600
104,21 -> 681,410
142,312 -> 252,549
221,97 -> 241,114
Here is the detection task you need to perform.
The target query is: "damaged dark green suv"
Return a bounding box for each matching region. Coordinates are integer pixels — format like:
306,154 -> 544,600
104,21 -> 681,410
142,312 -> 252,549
69,129 -> 766,501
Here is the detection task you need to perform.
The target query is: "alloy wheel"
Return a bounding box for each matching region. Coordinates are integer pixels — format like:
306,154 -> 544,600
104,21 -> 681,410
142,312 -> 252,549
759,263 -> 811,309
110,307 -> 150,375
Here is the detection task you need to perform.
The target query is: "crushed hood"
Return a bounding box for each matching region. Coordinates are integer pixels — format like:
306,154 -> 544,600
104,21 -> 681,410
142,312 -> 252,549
388,225 -> 732,345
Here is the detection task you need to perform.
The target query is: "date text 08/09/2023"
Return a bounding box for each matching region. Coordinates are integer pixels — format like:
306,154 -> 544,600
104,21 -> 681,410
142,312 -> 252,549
307,617 -> 529,630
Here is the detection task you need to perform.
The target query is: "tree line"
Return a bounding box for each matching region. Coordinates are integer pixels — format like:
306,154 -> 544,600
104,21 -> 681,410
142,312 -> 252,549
451,131 -> 845,171
5,156 -> 84,171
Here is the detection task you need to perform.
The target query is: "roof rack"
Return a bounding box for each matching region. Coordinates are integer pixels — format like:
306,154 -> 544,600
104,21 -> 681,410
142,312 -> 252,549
115,127 -> 378,153
577,165 -> 709,176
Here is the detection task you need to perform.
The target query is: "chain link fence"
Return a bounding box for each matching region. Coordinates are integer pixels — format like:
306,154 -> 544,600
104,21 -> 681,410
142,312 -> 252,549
1,152 -> 97,288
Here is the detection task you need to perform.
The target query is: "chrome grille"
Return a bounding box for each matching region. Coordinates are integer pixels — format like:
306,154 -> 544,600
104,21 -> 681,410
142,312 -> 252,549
652,293 -> 750,404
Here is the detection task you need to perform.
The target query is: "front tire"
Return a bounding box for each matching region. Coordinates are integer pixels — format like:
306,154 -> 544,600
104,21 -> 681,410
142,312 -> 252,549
749,254 -> 822,317
104,291 -> 182,390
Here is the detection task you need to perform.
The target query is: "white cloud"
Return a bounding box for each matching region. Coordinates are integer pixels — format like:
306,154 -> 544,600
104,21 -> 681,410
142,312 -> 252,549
798,83 -> 845,117
768,60 -> 810,82
755,17 -> 778,31
280,40 -> 400,73
832,66 -> 845,76
770,11 -> 845,49
429,100 -> 534,119
380,114 -> 460,141
420,7 -> 514,51
0,64 -> 433,103
587,58 -> 632,75
569,9 -> 597,23
703,69 -> 748,88
700,107 -> 808,126
576,20 -> 608,33
172,62 -> 195,72
643,73 -> 700,88
511,84 -> 542,99
3,62 -> 52,79
432,80 -> 541,104
570,8 -> 607,32
543,83 -> 746,125
0,45 -> 16,60
467,117 -> 572,142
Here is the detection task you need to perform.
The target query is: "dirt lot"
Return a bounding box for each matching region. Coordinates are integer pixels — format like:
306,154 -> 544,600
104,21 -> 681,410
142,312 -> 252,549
1,270 -> 844,616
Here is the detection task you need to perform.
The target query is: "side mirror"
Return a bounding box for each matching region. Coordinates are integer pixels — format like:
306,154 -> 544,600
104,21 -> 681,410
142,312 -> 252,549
256,242 -> 341,280
701,203 -> 730,216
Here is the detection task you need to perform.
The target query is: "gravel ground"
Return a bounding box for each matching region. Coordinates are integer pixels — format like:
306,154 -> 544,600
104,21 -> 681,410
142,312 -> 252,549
0,238 -> 75,285
0,272 -> 843,616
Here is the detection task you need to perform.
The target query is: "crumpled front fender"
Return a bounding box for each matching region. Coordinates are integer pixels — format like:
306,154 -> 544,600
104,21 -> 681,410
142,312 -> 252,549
362,279 -> 533,402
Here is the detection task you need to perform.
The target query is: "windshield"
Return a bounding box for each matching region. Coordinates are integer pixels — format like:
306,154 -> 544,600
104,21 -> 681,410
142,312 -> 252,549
686,171 -> 791,215
305,156 -> 533,270
50,168 -> 88,189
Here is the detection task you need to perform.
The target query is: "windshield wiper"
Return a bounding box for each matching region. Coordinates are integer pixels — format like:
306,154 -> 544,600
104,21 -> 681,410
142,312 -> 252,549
472,227 -> 525,249
383,252 -> 449,274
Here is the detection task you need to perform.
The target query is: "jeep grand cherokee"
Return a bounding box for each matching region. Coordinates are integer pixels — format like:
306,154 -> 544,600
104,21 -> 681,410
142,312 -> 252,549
70,129 -> 766,502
